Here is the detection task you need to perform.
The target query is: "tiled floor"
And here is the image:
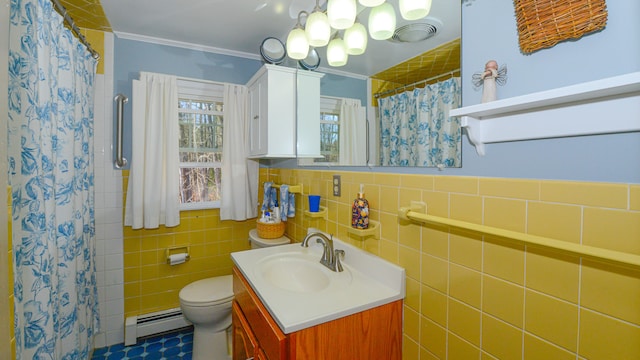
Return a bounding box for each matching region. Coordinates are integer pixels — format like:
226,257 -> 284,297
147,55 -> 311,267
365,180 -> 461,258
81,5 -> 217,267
91,327 -> 193,360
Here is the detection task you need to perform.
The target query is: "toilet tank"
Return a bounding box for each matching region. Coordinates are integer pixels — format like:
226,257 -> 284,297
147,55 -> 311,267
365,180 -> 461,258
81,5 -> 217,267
249,229 -> 291,249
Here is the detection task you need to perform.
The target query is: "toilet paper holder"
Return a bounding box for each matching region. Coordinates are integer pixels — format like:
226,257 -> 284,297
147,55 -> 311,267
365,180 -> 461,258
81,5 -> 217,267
166,246 -> 191,264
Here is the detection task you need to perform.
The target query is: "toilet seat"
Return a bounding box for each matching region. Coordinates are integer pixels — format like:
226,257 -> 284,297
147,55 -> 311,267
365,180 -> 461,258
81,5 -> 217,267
179,275 -> 233,307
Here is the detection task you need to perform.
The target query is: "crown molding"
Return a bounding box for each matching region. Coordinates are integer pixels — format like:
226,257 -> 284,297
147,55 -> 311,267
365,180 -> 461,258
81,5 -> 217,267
113,31 -> 262,61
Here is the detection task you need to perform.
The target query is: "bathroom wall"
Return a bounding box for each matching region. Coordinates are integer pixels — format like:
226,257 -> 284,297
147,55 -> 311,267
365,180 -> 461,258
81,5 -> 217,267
283,1 -> 640,184
120,171 -> 253,317
88,30 -> 129,348
266,168 -> 640,360
267,1 -> 640,359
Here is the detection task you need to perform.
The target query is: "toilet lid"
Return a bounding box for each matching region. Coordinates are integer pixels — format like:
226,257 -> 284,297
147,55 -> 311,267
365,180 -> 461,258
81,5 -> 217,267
179,275 -> 233,307
249,229 -> 290,246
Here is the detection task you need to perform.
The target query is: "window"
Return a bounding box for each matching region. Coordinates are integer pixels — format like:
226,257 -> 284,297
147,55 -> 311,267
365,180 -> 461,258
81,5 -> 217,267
315,97 -> 342,164
177,80 -> 224,209
319,111 -> 340,163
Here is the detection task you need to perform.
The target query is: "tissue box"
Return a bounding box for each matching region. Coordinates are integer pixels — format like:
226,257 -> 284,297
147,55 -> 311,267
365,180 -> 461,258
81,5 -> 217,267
256,220 -> 286,239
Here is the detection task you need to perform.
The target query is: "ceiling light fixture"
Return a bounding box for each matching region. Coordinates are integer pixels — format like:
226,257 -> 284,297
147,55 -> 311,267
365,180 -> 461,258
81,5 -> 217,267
305,0 -> 331,47
327,36 -> 349,67
327,0 -> 357,30
399,0 -> 432,21
344,21 -> 368,55
358,0 -> 385,7
284,0 -> 417,67
286,11 -> 310,60
368,2 -> 396,40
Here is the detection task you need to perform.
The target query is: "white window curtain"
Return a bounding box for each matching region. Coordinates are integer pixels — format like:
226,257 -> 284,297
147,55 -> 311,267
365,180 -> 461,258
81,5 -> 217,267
339,99 -> 367,165
125,72 -> 181,229
220,84 -> 259,220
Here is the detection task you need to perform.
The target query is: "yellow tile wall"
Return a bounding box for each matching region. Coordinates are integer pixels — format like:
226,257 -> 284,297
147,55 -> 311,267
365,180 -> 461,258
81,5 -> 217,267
264,168 -> 640,360
121,171 -> 253,317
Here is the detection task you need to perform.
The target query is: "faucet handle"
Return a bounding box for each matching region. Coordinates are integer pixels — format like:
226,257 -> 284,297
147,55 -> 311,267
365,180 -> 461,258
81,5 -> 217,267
334,249 -> 345,272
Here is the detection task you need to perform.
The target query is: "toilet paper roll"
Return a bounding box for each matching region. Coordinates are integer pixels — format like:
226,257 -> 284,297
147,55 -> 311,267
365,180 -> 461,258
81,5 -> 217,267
168,253 -> 187,266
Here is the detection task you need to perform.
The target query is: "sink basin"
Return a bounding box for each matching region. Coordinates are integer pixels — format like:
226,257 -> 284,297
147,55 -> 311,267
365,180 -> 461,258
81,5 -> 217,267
232,235 -> 405,334
254,251 -> 353,294
259,256 -> 330,293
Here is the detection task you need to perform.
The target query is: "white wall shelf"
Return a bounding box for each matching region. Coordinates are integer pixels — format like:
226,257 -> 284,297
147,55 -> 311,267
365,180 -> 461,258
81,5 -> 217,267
450,72 -> 640,155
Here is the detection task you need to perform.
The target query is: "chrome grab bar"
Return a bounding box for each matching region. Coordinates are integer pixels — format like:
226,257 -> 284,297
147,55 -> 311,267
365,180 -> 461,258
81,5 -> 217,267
114,93 -> 128,168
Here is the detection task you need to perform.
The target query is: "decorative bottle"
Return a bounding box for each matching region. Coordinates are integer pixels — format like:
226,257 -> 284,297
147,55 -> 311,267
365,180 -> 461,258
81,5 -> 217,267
351,184 -> 369,229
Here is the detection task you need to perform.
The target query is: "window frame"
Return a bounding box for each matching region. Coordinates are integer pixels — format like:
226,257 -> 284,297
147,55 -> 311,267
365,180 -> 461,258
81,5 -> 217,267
177,79 -> 224,210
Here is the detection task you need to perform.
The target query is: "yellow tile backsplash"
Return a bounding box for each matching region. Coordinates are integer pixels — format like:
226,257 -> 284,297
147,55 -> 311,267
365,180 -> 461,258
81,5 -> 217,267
525,248 -> 580,302
527,201 -> 582,243
121,171 -> 253,317
579,308 -> 640,360
482,314 -> 523,360
525,290 -> 579,351
482,275 -> 524,328
448,264 -> 481,308
268,170 -> 640,359
448,298 -> 481,346
583,207 -> 640,255
120,168 -> 640,359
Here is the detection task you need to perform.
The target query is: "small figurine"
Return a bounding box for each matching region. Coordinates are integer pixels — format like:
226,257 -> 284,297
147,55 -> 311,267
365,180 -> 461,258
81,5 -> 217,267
472,60 -> 507,103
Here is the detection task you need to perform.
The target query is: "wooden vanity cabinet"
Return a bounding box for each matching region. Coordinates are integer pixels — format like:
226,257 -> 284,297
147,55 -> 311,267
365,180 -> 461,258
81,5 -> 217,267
232,266 -> 402,360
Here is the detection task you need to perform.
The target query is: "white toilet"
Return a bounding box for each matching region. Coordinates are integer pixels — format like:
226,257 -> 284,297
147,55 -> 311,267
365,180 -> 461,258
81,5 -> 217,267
248,228 -> 291,249
179,230 -> 290,360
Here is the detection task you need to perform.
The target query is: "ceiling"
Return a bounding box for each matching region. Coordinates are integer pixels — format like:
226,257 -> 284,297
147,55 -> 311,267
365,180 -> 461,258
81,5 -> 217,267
60,0 -> 460,81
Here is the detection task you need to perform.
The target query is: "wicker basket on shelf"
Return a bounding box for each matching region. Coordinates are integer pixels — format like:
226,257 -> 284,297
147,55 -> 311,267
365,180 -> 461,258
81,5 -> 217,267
256,220 -> 286,239
513,0 -> 608,54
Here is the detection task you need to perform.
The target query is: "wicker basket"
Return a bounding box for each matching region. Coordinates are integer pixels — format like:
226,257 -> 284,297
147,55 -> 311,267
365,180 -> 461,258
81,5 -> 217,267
513,0 -> 608,54
256,220 -> 286,239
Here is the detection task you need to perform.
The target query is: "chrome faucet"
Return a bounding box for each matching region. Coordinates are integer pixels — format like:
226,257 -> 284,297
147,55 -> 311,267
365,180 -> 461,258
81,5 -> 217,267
301,232 -> 344,272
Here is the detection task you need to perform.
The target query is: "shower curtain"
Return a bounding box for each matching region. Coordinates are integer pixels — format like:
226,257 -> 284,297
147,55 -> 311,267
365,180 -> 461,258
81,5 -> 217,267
8,0 -> 100,359
379,77 -> 461,167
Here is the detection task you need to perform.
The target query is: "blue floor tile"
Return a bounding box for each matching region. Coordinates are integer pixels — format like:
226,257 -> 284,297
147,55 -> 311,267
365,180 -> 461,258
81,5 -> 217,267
92,327 -> 194,360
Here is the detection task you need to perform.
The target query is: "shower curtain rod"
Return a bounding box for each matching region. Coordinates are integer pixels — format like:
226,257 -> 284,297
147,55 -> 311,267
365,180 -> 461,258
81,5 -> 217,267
51,0 -> 101,60
374,69 -> 460,99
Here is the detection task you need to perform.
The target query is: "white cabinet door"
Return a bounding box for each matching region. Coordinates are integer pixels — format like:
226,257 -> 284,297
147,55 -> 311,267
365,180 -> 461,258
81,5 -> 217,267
246,64 -> 296,158
248,74 -> 267,156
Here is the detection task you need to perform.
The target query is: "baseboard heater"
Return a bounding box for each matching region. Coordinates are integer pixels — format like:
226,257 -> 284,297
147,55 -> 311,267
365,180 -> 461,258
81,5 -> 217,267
124,307 -> 191,346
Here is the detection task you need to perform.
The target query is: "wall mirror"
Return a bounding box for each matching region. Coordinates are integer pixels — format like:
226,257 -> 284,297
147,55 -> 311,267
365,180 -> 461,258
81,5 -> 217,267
297,0 -> 461,168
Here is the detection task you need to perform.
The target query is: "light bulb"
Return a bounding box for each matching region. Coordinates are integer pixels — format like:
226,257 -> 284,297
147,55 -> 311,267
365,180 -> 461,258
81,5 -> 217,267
305,10 -> 331,47
358,0 -> 385,6
286,27 -> 309,60
327,0 -> 356,30
327,38 -> 348,67
344,23 -> 368,55
399,0 -> 432,20
368,3 -> 396,40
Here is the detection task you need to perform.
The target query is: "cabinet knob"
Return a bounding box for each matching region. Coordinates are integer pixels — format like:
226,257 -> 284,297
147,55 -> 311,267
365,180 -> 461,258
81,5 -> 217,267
253,115 -> 259,120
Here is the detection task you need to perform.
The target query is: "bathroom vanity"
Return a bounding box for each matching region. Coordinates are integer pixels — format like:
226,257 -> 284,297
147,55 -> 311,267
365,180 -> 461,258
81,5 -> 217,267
230,233 -> 405,360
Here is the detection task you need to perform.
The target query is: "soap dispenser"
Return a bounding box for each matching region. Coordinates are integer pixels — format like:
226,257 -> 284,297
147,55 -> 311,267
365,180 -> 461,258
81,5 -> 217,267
351,184 -> 369,229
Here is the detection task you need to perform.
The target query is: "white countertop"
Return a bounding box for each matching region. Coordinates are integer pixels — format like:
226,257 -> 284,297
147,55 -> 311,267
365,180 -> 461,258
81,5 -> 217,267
231,230 -> 405,334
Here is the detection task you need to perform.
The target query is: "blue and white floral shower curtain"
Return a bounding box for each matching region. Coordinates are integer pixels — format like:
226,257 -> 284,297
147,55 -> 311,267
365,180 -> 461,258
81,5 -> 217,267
8,0 -> 100,358
379,77 -> 461,167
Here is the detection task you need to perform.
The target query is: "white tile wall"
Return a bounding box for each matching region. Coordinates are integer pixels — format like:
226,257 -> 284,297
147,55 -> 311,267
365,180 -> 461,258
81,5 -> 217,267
93,32 -> 125,349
